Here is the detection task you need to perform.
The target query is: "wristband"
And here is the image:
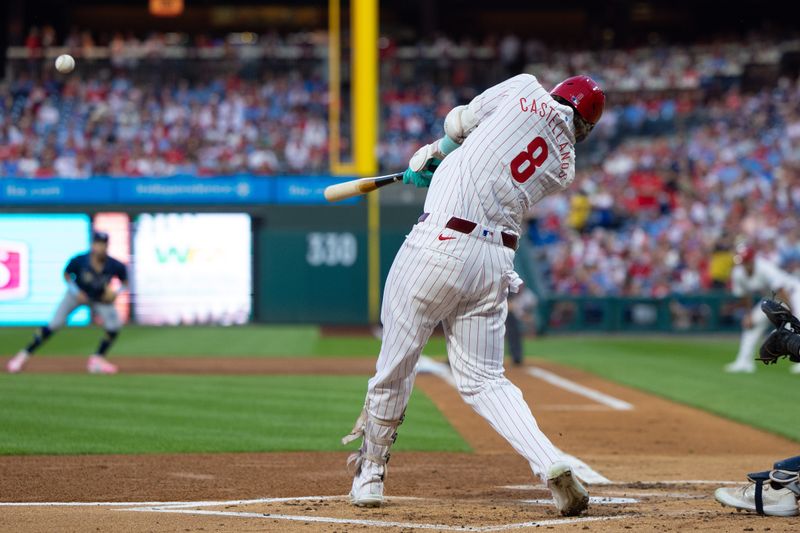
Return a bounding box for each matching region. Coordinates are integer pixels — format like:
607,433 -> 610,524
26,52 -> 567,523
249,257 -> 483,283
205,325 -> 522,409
439,135 -> 461,156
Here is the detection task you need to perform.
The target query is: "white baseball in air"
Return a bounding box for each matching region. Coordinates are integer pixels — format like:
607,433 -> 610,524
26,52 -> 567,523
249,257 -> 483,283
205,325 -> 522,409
55,54 -> 75,73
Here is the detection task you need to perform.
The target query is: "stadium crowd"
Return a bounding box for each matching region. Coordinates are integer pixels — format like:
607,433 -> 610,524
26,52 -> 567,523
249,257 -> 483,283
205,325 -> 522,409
14,26 -> 788,90
0,59 -> 752,178
532,80 -> 800,296
2,28 -> 800,295
5,28 -> 794,178
0,72 -> 329,177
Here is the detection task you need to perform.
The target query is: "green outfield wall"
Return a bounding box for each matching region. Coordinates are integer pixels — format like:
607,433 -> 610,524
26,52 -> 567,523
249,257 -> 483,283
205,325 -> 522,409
3,200 -> 749,330
254,204 -> 419,323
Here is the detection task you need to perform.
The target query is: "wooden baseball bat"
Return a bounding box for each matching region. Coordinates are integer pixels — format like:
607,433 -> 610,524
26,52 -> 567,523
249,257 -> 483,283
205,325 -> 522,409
324,172 -> 404,202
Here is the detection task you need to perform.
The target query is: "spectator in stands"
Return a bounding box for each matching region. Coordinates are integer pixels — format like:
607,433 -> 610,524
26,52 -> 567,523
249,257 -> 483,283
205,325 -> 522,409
709,236 -> 736,290
1,28 -> 798,302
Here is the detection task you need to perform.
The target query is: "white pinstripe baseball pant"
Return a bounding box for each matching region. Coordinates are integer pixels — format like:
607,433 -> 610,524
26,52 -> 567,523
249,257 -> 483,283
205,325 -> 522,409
365,214 -> 562,479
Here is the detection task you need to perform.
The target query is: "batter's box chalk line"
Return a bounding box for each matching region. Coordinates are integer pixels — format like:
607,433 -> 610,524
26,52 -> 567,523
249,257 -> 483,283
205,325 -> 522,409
417,356 -> 635,412
525,367 -> 634,411
0,496 -> 343,508
1,495 -> 633,531
114,495 -> 629,531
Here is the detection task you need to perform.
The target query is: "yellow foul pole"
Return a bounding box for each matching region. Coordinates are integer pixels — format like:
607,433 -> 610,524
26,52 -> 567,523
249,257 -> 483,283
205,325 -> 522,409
328,0 -> 342,172
351,0 -> 380,323
328,0 -> 356,175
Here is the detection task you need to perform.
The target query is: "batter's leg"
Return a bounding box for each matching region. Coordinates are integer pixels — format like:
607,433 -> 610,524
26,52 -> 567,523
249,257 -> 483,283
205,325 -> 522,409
444,291 -> 589,516
347,233 -> 466,506
444,301 -> 562,480
365,237 -> 467,420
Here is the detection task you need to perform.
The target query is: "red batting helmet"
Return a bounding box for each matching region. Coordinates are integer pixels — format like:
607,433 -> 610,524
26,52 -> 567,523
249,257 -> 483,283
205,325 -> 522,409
550,76 -> 605,125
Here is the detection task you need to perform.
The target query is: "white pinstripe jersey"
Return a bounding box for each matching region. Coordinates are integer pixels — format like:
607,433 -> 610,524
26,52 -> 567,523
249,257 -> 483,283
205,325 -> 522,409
731,258 -> 800,296
425,73 -> 577,235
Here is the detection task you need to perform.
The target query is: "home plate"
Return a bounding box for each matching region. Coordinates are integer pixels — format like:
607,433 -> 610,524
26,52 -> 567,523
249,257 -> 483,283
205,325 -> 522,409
521,496 -> 638,506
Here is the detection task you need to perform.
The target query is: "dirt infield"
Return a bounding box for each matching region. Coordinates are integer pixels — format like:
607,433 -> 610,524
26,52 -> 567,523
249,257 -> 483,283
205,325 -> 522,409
2,357 -> 799,531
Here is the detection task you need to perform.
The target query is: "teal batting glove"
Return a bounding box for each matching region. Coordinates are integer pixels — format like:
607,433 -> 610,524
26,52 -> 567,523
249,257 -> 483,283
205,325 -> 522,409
403,167 -> 432,187
402,159 -> 440,188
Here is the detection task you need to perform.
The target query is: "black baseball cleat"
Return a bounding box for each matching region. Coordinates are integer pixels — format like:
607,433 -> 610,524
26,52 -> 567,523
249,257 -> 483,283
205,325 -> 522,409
760,299 -> 800,333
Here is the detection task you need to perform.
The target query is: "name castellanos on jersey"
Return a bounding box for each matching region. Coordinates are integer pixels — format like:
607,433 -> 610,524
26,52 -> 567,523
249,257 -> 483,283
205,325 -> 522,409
517,97 -> 573,180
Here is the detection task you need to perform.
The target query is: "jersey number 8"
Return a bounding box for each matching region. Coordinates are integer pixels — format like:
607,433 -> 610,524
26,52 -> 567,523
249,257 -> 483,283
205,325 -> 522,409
510,136 -> 549,183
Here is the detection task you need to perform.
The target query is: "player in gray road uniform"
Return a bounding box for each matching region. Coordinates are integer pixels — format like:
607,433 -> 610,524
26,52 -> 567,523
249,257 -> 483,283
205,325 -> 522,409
6,231 -> 128,374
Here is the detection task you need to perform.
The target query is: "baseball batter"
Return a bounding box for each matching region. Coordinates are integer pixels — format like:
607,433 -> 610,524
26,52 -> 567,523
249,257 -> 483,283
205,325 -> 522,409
6,231 -> 127,375
724,245 -> 800,374
343,74 -> 605,516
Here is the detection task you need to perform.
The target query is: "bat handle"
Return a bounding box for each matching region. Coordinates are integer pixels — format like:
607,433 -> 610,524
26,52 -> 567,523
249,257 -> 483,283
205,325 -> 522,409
374,172 -> 404,188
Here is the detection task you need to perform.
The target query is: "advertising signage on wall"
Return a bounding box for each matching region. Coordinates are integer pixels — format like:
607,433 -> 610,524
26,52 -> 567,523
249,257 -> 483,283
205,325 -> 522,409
132,213 -> 252,325
115,178 -> 272,204
0,215 -> 91,325
0,176 -> 353,205
1,180 -> 114,204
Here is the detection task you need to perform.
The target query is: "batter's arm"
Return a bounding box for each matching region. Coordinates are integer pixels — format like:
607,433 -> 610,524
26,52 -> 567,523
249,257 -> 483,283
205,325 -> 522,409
407,74 -> 532,180
444,73 -> 532,144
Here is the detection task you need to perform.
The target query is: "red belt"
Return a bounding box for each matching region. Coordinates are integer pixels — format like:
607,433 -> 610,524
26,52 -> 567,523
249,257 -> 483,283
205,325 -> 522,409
418,213 -> 518,250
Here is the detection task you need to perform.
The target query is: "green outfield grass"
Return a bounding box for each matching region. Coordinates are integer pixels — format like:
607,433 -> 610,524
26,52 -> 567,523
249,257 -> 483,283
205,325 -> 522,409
0,325 -> 383,357
528,336 -> 800,443
3,325 -> 800,450
0,374 -> 470,455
